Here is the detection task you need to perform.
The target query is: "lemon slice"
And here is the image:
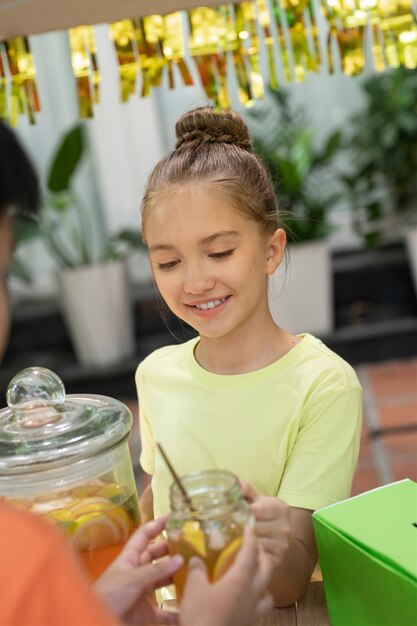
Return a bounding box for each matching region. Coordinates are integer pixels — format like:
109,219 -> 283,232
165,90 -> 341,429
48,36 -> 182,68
182,520 -> 207,558
97,483 -> 126,501
45,509 -> 77,534
72,512 -> 121,551
107,506 -> 131,542
71,484 -> 103,499
213,537 -> 242,580
70,497 -> 112,516
30,497 -> 75,514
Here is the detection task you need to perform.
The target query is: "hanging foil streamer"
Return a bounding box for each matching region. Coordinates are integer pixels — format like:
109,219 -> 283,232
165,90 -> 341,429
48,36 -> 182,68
132,12 -> 193,98
133,17 -> 164,96
270,0 -> 292,81
109,20 -> 138,102
235,2 -> 265,103
188,3 -> 265,107
321,0 -> 368,75
162,12 -> 194,89
272,0 -> 320,82
257,0 -> 280,89
374,0 -> 417,69
87,25 -> 101,103
69,26 -> 100,118
188,6 -> 233,107
3,37 -> 40,126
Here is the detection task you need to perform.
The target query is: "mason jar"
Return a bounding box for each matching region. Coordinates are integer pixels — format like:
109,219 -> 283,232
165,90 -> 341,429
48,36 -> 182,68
0,367 -> 140,580
166,469 -> 254,599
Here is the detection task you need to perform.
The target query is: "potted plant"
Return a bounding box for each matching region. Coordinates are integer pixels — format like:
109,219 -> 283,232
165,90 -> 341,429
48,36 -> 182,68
14,123 -> 146,367
341,67 -> 417,289
245,88 -> 342,336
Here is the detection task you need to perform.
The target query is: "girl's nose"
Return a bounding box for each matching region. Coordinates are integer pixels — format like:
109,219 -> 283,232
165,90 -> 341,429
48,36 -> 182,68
183,263 -> 215,294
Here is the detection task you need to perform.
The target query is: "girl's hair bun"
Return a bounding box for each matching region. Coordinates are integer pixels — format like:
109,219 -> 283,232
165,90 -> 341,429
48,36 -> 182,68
175,107 -> 253,152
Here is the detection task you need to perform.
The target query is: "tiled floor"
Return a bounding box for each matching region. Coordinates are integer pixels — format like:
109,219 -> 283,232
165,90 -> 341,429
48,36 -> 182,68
126,357 -> 417,498
352,358 -> 417,495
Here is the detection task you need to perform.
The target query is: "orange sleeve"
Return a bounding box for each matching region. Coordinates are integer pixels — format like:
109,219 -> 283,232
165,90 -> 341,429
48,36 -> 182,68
0,504 -> 119,626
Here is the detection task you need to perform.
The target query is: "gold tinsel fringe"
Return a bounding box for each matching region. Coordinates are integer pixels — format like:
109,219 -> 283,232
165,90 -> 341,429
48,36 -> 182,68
1,0 -> 416,124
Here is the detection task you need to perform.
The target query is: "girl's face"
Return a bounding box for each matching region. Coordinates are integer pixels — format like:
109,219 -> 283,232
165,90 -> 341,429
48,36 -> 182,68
145,184 -> 285,341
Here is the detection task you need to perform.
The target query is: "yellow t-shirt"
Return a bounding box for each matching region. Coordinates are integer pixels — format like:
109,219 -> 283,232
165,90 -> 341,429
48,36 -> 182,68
136,333 -> 362,519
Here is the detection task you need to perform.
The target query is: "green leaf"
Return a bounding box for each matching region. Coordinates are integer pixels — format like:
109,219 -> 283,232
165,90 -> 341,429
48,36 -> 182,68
275,157 -> 303,194
46,193 -> 72,212
12,214 -> 41,245
100,228 -> 145,261
319,130 -> 343,161
47,124 -> 84,193
112,228 -> 146,248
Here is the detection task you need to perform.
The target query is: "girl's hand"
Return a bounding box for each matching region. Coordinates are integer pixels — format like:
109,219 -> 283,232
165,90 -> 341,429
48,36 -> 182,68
240,481 -> 291,568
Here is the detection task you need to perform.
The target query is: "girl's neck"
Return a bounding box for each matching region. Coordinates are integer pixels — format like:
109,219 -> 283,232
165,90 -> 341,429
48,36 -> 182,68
194,317 -> 301,375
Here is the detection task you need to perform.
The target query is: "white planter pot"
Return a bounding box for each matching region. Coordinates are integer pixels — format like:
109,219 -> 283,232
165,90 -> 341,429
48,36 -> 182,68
404,225 -> 417,295
268,240 -> 333,336
58,261 -> 135,367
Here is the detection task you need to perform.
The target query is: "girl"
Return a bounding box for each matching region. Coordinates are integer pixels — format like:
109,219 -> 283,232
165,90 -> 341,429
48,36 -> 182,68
136,106 -> 362,607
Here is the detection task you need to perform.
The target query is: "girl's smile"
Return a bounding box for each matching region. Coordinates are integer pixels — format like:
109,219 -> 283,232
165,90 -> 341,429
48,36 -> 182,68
185,295 -> 231,317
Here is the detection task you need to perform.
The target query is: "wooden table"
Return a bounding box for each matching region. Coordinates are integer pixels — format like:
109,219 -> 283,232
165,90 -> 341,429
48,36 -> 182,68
254,580 -> 330,626
163,571 -> 331,626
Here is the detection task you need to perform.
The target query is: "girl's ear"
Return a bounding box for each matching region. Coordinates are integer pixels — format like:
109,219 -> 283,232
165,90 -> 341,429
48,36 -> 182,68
265,228 -> 286,276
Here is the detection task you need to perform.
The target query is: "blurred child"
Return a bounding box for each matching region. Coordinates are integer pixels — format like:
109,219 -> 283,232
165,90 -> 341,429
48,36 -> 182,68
0,121 -> 40,357
136,106 -> 363,606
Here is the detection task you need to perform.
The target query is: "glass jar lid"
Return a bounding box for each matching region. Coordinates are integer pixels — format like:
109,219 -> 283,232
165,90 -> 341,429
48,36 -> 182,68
0,367 -> 132,474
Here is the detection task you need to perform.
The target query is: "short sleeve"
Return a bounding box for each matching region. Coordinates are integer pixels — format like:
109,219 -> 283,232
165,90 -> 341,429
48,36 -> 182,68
36,536 -> 119,626
136,363 -> 155,475
139,406 -> 155,475
0,505 -> 118,626
278,387 -> 362,511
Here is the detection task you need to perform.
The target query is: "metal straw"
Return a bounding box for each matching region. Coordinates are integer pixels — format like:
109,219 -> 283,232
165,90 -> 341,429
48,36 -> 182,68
156,442 -> 197,512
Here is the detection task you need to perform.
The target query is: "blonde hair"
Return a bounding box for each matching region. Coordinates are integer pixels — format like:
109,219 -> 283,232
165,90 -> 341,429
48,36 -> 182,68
141,106 -> 280,238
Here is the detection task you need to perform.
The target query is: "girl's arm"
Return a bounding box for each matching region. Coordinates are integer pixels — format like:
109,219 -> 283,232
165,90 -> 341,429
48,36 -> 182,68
139,473 -> 154,524
241,483 -> 317,607
265,504 -> 317,606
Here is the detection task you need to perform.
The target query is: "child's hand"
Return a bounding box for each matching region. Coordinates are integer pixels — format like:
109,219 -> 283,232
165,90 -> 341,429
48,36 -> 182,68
95,515 -> 182,626
180,527 -> 274,626
240,481 -> 291,568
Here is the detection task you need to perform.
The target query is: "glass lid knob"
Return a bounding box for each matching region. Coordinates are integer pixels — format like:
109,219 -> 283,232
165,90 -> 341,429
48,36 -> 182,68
6,367 -> 65,425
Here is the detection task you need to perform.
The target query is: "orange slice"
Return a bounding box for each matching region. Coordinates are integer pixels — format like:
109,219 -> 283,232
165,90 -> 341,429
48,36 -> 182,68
72,512 -> 121,552
182,520 -> 207,558
213,537 -> 242,580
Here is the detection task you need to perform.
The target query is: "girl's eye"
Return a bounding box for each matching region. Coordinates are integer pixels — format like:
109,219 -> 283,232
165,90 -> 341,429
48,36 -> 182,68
209,249 -> 235,260
156,260 -> 179,271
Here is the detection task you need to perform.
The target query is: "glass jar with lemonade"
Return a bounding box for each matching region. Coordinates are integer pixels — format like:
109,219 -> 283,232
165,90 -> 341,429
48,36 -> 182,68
166,469 -> 253,599
0,367 -> 140,580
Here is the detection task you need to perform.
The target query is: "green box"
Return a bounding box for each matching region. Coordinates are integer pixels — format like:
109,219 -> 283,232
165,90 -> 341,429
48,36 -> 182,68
313,479 -> 417,626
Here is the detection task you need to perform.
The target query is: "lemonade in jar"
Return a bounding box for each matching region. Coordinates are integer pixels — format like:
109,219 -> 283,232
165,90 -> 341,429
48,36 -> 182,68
166,470 -> 253,599
0,367 -> 140,580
